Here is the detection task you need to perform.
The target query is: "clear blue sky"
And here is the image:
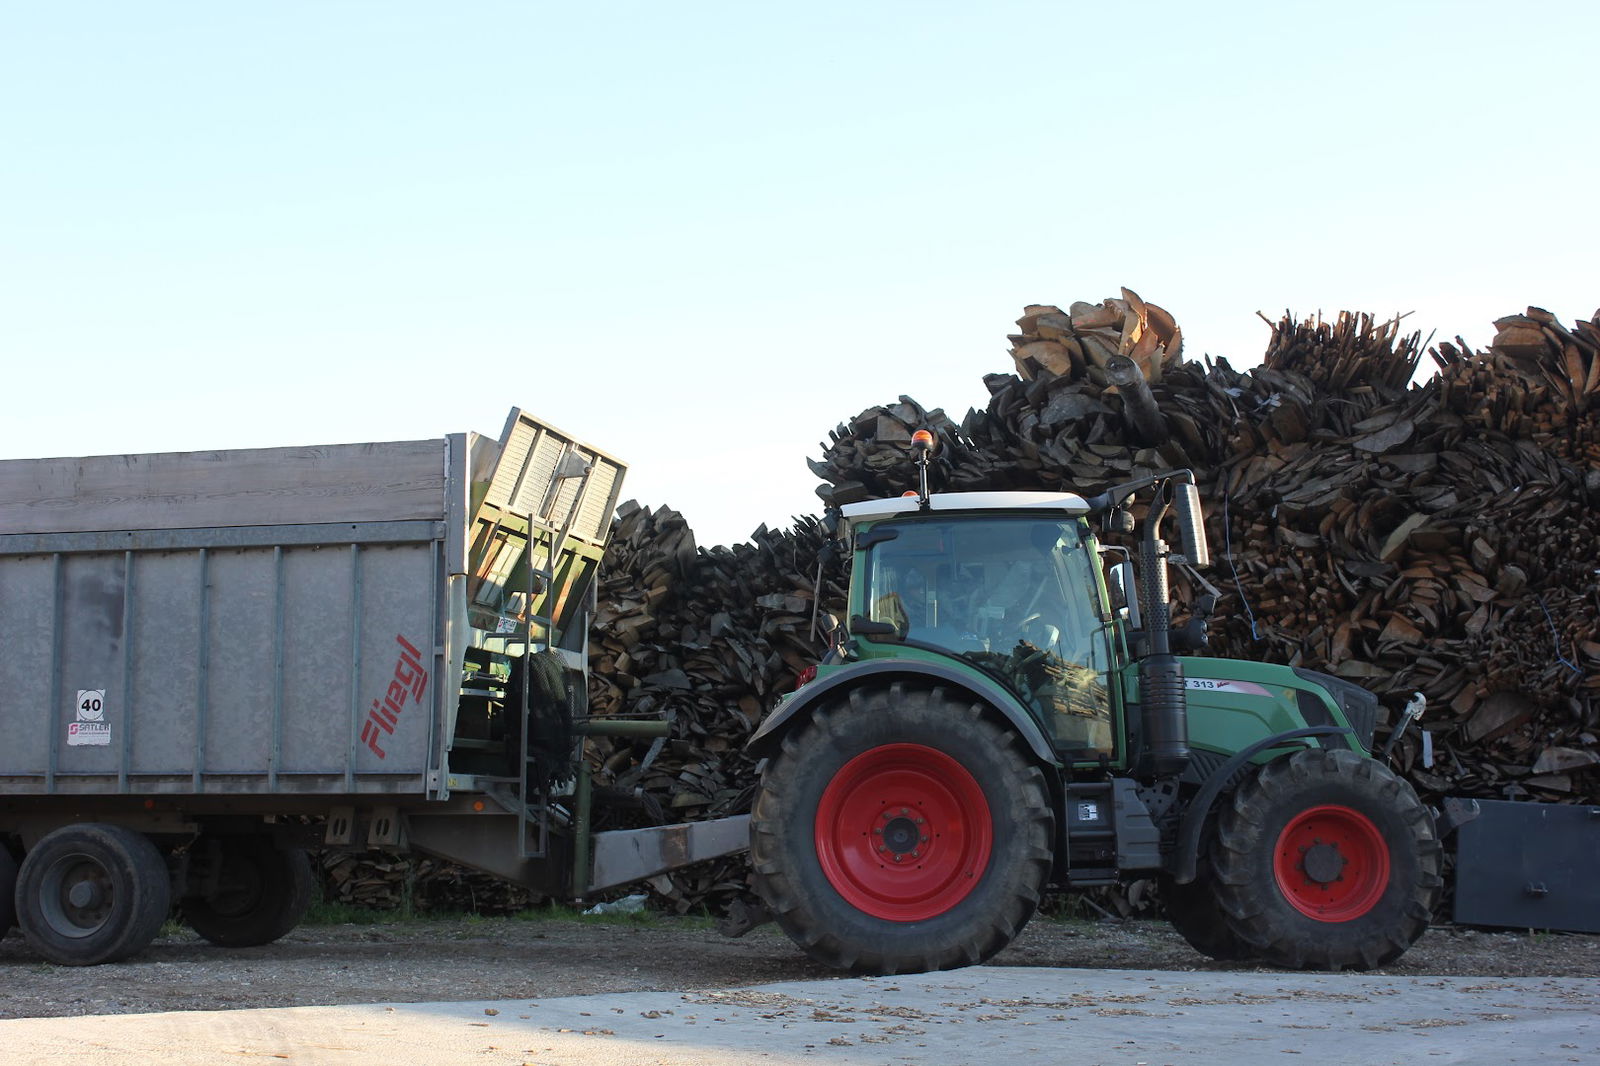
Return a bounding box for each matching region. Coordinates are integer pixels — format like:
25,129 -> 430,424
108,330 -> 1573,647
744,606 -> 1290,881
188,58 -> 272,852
3,2 -> 1596,546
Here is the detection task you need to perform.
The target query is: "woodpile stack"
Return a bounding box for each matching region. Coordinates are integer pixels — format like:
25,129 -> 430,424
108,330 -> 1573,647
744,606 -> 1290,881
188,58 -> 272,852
586,502 -> 846,811
317,852 -> 537,915
580,503 -> 848,910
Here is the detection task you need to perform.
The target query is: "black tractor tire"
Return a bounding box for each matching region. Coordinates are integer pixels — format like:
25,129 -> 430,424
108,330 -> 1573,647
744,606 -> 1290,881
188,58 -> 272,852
0,844 -> 18,933
1162,806 -> 1251,962
1211,747 -> 1442,971
15,823 -> 172,966
1162,863 -> 1250,962
749,682 -> 1054,975
183,837 -> 314,948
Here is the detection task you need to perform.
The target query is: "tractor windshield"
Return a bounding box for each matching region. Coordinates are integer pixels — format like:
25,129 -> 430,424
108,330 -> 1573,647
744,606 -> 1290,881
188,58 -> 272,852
860,515 -> 1114,759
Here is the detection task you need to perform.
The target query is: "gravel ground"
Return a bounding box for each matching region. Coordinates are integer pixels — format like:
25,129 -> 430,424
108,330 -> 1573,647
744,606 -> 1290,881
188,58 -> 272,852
1,917 -> 1596,1020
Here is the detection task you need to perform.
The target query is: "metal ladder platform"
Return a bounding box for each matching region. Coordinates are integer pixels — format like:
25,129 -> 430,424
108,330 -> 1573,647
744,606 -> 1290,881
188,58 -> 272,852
462,409 -> 627,858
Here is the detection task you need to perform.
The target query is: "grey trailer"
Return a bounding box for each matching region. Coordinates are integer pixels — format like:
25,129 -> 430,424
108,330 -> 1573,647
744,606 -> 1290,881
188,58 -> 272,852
0,408 -> 747,965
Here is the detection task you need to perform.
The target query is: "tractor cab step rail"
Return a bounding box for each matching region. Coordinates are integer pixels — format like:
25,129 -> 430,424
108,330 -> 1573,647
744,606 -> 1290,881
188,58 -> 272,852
460,409 -> 627,860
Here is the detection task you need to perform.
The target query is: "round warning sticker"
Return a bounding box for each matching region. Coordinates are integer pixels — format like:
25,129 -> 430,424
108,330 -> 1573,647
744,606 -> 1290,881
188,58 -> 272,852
77,689 -> 107,721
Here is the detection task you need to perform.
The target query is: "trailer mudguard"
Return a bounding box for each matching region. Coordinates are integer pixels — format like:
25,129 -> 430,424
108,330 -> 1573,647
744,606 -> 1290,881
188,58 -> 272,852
745,658 -> 1060,766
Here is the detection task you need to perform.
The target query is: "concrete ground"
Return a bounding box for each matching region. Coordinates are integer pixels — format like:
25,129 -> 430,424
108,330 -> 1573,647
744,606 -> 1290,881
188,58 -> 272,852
2,967 -> 1596,1066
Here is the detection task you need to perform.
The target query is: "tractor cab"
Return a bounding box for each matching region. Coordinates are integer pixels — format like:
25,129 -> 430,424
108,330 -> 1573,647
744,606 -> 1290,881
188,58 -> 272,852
820,422 -> 1213,778
840,494 -> 1119,761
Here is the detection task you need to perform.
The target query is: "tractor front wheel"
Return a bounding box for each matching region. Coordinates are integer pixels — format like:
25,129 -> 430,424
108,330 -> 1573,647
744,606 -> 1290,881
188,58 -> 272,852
1211,748 -> 1441,970
750,683 -> 1053,975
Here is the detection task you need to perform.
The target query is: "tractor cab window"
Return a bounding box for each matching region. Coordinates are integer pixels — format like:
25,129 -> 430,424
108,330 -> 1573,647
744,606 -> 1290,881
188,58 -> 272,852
860,515 -> 1114,759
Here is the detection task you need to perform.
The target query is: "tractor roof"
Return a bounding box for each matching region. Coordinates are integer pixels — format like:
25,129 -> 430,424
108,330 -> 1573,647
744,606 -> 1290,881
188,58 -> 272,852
839,491 -> 1092,532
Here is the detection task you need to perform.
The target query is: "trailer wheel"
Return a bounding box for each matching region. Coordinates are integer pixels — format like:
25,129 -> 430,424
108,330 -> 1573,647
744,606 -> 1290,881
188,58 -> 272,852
184,837 -> 313,948
15,824 -> 171,966
0,844 -> 17,933
750,683 -> 1054,975
1211,748 -> 1442,970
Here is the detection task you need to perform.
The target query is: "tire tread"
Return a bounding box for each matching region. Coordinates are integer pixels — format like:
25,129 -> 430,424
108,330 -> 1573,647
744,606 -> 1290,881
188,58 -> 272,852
750,684 -> 1054,975
1210,748 -> 1441,971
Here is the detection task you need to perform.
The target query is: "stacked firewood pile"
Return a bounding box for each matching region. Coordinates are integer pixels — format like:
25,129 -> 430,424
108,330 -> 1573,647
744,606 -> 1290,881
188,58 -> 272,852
577,503 -> 848,909
326,292 -> 1597,917
317,852 -> 538,915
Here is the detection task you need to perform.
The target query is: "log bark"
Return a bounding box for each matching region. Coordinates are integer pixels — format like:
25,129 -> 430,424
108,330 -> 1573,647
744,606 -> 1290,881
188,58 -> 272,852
1104,354 -> 1168,446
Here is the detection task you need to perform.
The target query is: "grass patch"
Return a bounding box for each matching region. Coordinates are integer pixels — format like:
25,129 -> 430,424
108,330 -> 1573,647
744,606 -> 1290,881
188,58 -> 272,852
295,899 -> 698,928
509,900 -> 716,929
294,898 -> 718,929
1037,893 -> 1123,924
302,900 -> 429,926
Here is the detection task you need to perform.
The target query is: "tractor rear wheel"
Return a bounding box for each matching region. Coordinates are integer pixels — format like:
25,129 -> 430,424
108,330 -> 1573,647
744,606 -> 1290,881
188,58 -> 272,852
750,683 -> 1053,975
1211,748 -> 1441,970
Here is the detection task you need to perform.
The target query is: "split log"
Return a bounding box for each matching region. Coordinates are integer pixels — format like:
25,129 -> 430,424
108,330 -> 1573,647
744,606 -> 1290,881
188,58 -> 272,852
1104,354 -> 1168,446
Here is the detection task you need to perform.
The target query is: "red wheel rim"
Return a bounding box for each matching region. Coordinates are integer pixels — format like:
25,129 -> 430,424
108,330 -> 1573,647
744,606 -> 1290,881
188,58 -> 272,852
814,743 -> 992,921
1273,804 -> 1389,921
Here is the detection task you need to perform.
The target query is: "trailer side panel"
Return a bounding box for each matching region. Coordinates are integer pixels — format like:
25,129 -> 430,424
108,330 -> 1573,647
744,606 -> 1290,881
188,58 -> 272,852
0,438 -> 456,799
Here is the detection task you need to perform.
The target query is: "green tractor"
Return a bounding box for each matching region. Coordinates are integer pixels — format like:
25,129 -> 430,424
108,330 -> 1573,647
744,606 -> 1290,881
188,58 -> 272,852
747,431 -> 1442,974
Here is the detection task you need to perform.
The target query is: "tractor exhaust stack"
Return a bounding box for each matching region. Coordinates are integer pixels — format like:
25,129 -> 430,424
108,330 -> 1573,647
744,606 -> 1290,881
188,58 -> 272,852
1134,482 -> 1193,778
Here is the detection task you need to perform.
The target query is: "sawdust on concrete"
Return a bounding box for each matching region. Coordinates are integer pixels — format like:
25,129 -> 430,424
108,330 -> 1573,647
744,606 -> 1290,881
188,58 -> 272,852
1,917 -> 1595,1020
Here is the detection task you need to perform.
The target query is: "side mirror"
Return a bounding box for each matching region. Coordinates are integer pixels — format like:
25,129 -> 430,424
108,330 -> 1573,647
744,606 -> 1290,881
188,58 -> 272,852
849,615 -> 903,641
1109,561 -> 1143,630
1171,482 -> 1210,567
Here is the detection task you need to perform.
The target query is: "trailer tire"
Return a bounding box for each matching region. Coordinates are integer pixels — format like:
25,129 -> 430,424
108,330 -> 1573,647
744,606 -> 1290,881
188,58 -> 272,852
750,682 -> 1054,975
0,844 -> 17,933
184,837 -> 313,948
1211,748 -> 1442,971
15,823 -> 171,966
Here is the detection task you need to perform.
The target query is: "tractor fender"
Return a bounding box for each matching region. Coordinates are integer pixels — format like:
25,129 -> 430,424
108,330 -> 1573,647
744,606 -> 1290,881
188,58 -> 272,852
1169,725 -> 1354,884
746,658 -> 1060,767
